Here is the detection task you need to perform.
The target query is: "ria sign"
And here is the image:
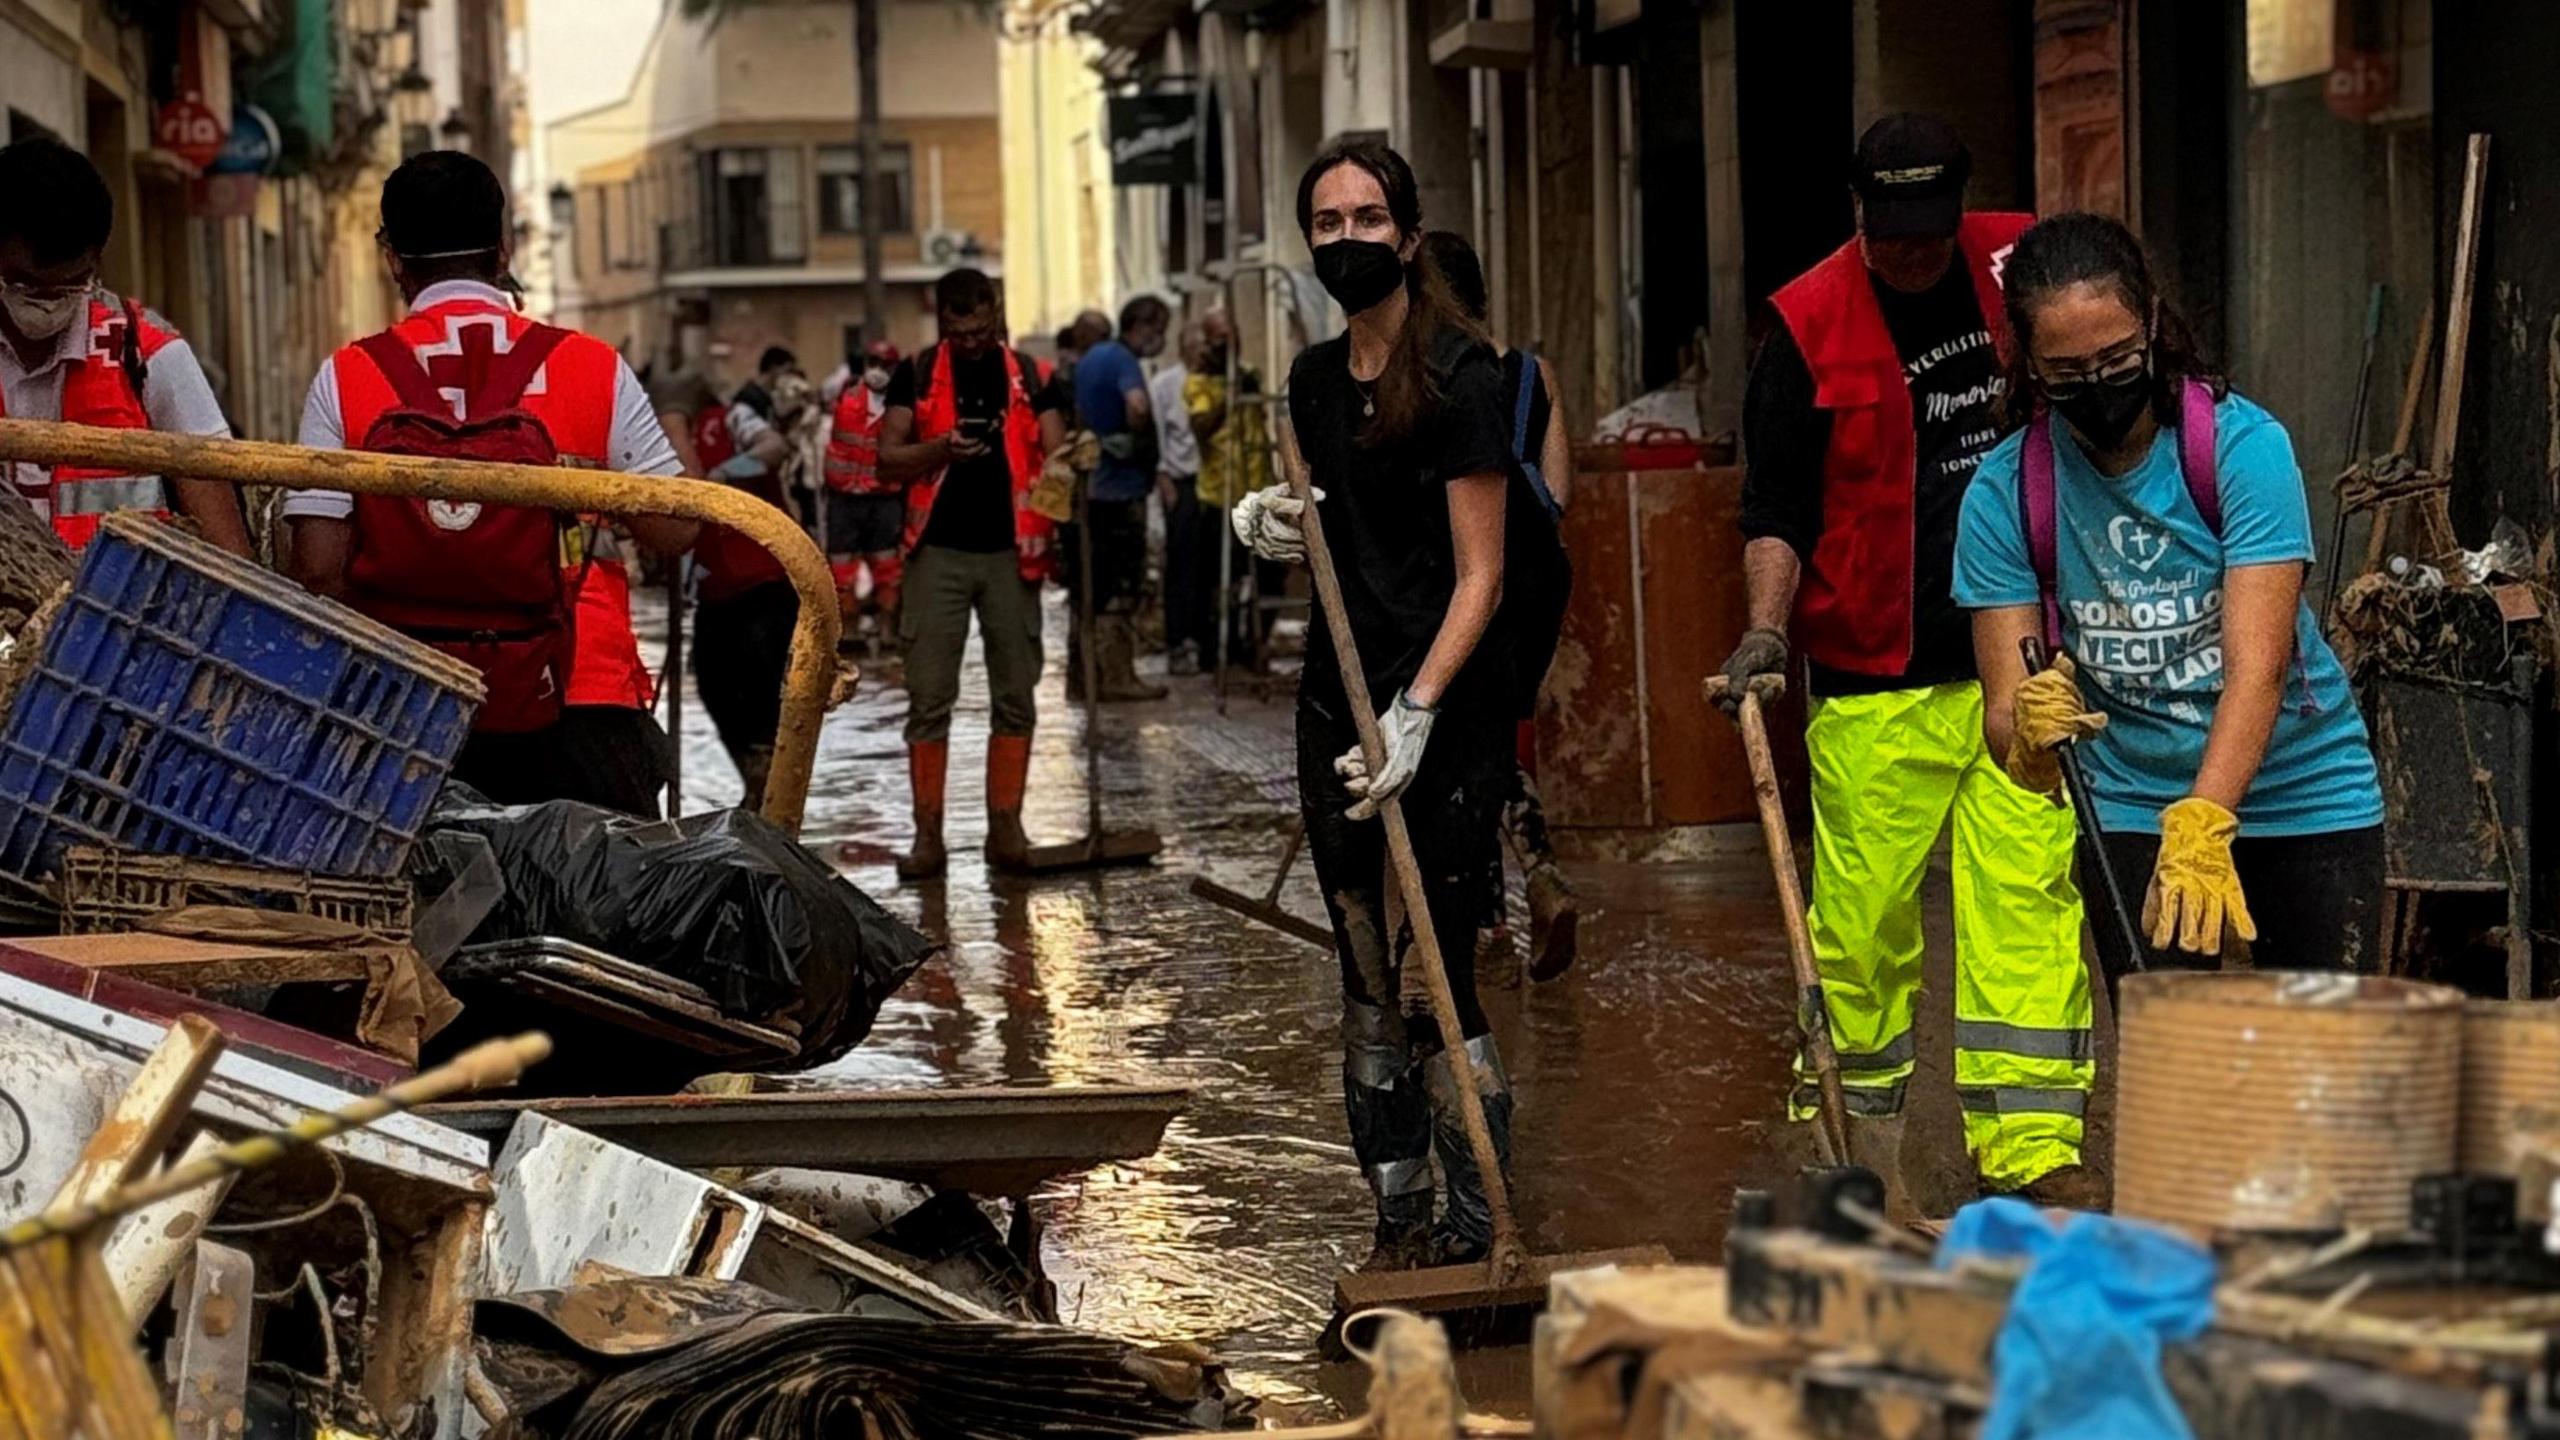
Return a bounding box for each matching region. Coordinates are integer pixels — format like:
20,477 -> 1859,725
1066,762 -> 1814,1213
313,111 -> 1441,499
154,93 -> 228,169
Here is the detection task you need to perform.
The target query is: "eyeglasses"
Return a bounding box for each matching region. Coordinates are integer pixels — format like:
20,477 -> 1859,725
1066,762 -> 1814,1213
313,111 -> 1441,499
2036,345 -> 2148,403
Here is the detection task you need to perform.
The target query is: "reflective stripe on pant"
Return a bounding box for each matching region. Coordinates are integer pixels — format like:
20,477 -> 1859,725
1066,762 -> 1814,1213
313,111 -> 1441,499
1792,681 -> 2091,1189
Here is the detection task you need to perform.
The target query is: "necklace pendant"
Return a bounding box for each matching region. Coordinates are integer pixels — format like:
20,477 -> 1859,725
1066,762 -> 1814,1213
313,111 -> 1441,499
1362,398 -> 1375,417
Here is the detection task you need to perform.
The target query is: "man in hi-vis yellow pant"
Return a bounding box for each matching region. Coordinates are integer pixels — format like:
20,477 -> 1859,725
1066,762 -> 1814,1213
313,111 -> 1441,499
1715,112 -> 2094,1197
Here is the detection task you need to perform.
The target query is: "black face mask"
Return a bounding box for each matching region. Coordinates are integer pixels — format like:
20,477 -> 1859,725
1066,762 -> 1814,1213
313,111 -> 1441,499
1313,239 -> 1406,315
2049,365 -> 2152,452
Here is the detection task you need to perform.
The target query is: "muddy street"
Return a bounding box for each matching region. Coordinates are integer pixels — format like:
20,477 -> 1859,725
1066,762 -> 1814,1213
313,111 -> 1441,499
648,589 -> 1839,1406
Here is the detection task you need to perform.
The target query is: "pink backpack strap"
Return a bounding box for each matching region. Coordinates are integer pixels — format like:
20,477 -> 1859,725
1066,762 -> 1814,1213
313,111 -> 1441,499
2176,377 -> 2220,532
2020,413 -> 2064,651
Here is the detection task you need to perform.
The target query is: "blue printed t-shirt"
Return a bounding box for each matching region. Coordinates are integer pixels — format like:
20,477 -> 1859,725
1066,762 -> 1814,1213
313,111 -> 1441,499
1075,338 -> 1153,502
1952,392 -> 2382,838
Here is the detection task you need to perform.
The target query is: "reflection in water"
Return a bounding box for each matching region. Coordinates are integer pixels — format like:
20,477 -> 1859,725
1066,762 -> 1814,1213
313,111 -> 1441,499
638,590 -> 1798,1407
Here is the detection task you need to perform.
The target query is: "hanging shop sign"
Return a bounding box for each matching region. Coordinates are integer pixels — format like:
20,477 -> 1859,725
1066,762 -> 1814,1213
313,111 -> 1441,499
154,93 -> 229,170
1107,93 -> 1199,187
209,104 -> 281,176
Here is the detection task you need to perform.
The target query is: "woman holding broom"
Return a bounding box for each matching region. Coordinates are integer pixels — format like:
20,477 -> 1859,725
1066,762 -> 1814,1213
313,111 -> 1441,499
1230,138 -> 1522,1270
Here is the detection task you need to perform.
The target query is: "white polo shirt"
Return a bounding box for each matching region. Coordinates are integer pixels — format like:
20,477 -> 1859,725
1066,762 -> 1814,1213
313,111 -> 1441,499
281,280 -> 681,522
0,295 -> 229,524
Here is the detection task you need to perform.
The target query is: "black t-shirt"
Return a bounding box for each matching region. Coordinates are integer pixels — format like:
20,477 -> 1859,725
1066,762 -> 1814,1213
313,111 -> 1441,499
1287,329 -> 1517,706
1739,262 -> 2005,696
886,345 -> 1056,553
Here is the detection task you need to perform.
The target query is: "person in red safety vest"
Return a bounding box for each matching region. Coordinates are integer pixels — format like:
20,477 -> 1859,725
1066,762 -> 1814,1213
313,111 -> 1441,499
286,151 -> 698,817
1713,114 -> 2093,1207
0,137 -> 252,557
872,267 -> 1067,880
823,339 -> 905,650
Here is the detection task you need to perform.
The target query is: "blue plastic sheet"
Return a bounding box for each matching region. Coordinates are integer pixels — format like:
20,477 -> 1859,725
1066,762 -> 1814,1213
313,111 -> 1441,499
1936,1197 -> 2216,1440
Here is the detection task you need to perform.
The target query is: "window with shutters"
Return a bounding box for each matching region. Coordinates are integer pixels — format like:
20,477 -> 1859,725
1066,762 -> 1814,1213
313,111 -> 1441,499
817,144 -> 915,236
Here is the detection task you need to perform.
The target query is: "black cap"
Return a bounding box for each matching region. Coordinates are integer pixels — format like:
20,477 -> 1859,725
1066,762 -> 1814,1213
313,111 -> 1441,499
1851,113 -> 1970,239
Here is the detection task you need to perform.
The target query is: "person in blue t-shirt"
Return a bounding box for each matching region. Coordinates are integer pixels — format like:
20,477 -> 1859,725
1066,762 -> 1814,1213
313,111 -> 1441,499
1068,294 -> 1173,701
1954,212 -> 2384,974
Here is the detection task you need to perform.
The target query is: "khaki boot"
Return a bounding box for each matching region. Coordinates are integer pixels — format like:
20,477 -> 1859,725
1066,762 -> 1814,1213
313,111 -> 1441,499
1098,616 -> 1168,702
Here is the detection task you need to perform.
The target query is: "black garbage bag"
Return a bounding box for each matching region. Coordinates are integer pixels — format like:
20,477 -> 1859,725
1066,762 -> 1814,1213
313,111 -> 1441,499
408,787 -> 935,1068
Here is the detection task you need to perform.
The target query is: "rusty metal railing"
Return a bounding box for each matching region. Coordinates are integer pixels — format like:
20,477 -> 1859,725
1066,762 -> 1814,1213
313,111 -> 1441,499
0,419 -> 842,834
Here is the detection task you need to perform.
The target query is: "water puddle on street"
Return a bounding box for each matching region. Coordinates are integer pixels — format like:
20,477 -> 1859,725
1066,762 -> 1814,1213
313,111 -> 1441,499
641,591 -> 1799,1409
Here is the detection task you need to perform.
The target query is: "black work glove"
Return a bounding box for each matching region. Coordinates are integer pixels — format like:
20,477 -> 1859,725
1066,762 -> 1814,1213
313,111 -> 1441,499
1715,627 -> 1790,713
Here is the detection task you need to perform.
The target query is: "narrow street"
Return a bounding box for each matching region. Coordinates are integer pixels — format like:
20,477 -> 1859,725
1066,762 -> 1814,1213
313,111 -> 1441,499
642,588 -> 1943,1408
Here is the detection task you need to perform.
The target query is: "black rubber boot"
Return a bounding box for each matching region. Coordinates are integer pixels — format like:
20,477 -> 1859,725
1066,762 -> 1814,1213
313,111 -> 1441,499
1426,1034 -> 1515,1262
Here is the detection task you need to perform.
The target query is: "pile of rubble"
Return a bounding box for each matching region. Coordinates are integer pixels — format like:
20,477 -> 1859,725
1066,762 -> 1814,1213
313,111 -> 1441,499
0,514 -> 1221,1436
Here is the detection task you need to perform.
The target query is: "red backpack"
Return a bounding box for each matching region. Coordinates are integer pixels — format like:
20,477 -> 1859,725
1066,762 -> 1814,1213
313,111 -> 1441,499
345,324 -> 577,734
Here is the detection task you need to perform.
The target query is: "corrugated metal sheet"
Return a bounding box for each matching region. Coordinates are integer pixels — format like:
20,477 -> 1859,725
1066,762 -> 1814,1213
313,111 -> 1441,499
2460,1000 -> 2560,1218
2116,972 -> 2461,1237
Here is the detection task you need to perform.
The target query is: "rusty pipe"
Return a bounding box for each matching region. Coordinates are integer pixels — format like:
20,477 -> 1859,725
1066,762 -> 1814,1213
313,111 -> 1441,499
0,418 -> 840,834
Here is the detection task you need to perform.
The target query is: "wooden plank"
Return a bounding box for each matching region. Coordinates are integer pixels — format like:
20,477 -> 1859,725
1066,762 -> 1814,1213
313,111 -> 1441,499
45,1014 -> 224,1218
103,1132 -> 235,1325
9,935 -> 373,991
363,1200 -> 483,1439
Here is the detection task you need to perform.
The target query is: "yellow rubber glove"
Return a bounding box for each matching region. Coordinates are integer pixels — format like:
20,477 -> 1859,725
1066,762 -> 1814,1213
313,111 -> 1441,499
2145,797 -> 2259,957
2007,655 -> 2108,797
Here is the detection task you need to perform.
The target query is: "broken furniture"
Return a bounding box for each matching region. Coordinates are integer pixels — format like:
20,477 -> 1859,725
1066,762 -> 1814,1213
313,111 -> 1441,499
471,1273 -> 1250,1438
424,1082 -> 1192,1194
0,968 -> 496,1437
482,1111 -> 1001,1323
431,937 -> 800,1090
1528,1174 -> 2560,1439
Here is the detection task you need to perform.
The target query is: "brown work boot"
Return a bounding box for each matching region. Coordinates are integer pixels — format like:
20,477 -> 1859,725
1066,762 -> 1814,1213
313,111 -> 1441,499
896,826 -> 948,882
984,812 -> 1031,872
2006,1164 -> 2112,1214
1525,863 -> 1579,982
1098,616 -> 1168,702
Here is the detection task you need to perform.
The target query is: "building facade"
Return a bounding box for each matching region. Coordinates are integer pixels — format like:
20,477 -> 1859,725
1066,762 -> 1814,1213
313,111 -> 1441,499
549,0 -> 1006,383
0,0 -> 514,444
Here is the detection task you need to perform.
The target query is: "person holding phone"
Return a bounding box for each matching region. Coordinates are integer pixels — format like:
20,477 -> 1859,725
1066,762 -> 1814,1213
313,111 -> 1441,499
875,268 -> 1068,880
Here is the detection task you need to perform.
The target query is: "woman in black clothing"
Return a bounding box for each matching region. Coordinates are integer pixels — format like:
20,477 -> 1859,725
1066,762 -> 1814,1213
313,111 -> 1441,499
1231,139 -> 1519,1269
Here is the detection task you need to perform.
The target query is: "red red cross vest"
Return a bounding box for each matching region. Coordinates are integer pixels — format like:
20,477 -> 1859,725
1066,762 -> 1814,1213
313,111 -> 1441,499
904,344 -> 1054,582
331,296 -> 655,714
823,385 -> 887,495
0,296 -> 181,549
1766,212 -> 2032,677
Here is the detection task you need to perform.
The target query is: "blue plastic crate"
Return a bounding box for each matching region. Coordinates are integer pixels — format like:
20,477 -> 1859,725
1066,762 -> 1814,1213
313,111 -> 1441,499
0,513 -> 486,880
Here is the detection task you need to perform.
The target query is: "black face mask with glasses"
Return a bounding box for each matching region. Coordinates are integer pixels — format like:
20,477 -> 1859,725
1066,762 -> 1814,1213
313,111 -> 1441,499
2041,346 -> 2152,452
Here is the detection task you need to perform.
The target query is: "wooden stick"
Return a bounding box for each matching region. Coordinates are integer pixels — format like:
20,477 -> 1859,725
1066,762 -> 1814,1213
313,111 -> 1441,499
0,1033 -> 549,1253
2422,134 -> 2491,568
44,1014 -> 224,1216
1288,465 -> 1524,1280
2361,298 -> 2437,578
1705,674 -> 1848,1166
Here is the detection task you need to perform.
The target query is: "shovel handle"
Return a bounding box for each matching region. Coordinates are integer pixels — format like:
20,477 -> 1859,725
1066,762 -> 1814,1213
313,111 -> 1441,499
1288,464 -> 1525,1280
1707,673 -> 1851,1166
2018,637 -> 2147,990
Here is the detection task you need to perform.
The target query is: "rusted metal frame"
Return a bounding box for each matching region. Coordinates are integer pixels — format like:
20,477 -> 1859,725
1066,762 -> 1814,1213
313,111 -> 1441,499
0,419 -> 840,835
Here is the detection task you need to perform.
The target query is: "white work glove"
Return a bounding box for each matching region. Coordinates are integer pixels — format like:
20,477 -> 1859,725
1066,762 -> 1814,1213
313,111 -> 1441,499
1334,690 -> 1437,821
1232,484 -> 1323,564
